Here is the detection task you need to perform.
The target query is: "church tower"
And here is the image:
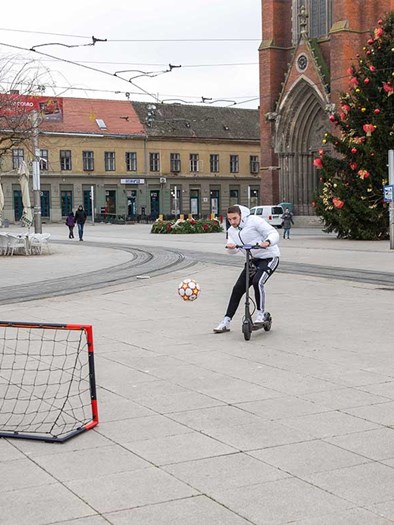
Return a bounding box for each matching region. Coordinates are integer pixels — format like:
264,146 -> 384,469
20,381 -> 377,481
259,0 -> 393,214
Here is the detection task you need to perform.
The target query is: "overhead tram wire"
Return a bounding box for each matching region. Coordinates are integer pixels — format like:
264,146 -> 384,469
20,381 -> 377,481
0,41 -> 164,103
0,27 -> 260,42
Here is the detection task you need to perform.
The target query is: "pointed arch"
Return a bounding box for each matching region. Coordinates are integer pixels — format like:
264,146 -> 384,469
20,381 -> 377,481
275,77 -> 328,214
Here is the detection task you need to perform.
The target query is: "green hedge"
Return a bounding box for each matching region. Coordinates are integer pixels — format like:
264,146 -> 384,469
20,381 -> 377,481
151,218 -> 223,234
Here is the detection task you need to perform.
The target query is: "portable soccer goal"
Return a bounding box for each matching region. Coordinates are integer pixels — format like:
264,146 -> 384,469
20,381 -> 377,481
0,321 -> 98,443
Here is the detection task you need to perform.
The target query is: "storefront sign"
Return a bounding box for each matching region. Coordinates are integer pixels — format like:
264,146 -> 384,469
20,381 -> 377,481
120,178 -> 145,184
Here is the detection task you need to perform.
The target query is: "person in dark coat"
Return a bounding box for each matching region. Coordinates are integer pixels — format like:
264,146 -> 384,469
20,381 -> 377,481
281,208 -> 294,239
65,211 -> 75,239
74,205 -> 87,241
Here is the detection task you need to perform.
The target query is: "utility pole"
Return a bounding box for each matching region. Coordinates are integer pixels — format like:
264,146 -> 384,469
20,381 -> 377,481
91,185 -> 95,225
389,150 -> 394,250
31,110 -> 42,234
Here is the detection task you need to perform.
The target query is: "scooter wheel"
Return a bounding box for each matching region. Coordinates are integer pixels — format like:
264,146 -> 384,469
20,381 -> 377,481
242,320 -> 252,341
263,313 -> 272,332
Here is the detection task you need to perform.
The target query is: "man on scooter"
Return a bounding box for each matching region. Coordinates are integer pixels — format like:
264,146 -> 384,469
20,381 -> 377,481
213,205 -> 280,333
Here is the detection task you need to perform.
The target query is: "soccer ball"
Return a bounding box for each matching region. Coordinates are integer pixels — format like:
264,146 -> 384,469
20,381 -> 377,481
178,279 -> 201,301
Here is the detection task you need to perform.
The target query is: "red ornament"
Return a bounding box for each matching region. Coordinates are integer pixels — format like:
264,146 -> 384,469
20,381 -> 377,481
358,169 -> 370,179
329,114 -> 336,122
363,123 -> 376,137
383,82 -> 394,96
342,104 -> 351,113
333,198 -> 344,209
351,147 -> 358,154
374,27 -> 383,38
374,108 -> 380,114
313,158 -> 323,169
318,148 -> 324,156
350,77 -> 359,86
350,162 -> 358,171
367,38 -> 374,45
369,65 -> 376,72
364,78 -> 370,84
378,18 -> 383,25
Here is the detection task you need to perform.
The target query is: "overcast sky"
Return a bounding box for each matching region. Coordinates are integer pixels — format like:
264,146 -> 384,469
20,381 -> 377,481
0,0 -> 261,108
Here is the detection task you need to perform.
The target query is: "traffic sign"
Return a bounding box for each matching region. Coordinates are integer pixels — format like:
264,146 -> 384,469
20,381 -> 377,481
383,185 -> 394,202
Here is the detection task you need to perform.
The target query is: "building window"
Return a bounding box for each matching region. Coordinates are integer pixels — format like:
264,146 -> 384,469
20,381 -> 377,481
12,149 -> 24,170
292,0 -> 332,43
40,149 -> 48,171
83,151 -> 94,171
104,151 -> 115,171
170,153 -> 181,172
250,155 -> 259,174
149,152 -> 160,172
189,153 -> 199,172
250,188 -> 259,208
230,155 -> 239,173
125,152 -> 137,171
210,154 -> 219,173
60,150 -> 72,171
229,189 -> 239,206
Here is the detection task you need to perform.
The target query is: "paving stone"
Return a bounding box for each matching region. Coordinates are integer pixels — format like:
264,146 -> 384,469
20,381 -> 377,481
105,494 -> 252,524
249,439 -> 368,476
65,467 -> 198,513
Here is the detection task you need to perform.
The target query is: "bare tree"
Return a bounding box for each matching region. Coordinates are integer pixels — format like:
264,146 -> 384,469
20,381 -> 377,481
0,56 -> 48,164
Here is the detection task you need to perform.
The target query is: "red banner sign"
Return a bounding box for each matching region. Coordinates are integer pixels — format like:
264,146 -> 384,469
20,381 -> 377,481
0,94 -> 63,122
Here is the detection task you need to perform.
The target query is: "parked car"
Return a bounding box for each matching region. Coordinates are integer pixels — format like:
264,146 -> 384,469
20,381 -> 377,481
249,205 -> 284,228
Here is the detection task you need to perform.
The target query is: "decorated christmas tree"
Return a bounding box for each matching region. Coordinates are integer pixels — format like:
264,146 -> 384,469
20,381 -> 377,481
313,11 -> 394,240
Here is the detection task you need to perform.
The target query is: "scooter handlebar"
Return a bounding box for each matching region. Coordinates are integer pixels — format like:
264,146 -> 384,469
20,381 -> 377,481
234,244 -> 262,250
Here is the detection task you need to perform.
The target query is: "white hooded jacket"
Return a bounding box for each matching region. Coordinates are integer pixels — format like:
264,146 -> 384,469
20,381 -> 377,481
227,205 -> 280,259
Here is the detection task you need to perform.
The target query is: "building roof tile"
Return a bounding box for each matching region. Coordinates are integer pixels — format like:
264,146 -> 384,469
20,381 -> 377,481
40,97 -> 145,137
131,101 -> 259,141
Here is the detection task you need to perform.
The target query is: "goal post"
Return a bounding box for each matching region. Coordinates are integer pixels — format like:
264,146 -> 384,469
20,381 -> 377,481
0,321 -> 98,443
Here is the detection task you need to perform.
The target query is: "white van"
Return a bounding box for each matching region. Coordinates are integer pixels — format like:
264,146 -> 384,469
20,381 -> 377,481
249,205 -> 284,228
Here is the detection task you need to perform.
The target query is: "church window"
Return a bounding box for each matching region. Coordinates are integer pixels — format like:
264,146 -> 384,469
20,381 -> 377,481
292,0 -> 332,43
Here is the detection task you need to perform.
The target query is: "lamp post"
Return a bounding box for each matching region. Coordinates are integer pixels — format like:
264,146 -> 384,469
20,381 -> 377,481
31,110 -> 42,234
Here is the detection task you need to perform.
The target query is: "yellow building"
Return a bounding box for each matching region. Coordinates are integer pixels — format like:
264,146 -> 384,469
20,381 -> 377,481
0,96 -> 260,224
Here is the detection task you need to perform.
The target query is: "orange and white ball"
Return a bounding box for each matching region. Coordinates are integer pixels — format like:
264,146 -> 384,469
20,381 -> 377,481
178,279 -> 201,301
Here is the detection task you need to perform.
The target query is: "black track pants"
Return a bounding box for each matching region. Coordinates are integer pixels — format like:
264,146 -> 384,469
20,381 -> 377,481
225,257 -> 279,319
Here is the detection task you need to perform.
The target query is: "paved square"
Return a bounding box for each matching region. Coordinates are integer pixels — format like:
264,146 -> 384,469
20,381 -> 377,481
1,223 -> 393,524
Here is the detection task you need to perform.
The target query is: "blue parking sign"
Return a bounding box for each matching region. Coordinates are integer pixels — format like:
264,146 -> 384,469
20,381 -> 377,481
383,185 -> 394,202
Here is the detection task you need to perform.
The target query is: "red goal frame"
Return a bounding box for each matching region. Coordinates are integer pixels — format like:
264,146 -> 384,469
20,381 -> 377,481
0,321 -> 99,443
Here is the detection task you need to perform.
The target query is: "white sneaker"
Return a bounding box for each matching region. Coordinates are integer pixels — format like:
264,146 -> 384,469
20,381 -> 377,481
213,316 -> 231,333
254,311 -> 265,324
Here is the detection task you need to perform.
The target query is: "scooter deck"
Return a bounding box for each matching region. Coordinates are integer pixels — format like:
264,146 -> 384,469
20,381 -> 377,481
252,313 -> 272,332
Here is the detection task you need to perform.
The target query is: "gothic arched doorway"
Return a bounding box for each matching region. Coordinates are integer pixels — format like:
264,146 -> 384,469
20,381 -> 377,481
275,78 -> 328,215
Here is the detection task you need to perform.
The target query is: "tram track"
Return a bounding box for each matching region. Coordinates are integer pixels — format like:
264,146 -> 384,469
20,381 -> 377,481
1,241 -> 392,305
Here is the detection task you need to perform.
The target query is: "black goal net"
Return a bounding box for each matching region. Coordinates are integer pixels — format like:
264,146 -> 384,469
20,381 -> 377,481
0,321 -> 98,442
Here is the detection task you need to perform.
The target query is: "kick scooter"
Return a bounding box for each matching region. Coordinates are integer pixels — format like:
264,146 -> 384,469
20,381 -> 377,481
237,244 -> 272,341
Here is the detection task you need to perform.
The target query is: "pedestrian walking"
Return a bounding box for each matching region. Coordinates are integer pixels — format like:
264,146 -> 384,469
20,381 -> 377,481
65,211 -> 75,239
281,207 -> 294,239
74,205 -> 87,241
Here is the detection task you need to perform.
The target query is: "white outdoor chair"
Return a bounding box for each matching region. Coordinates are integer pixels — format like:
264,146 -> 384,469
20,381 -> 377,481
0,233 -> 9,255
6,233 -> 29,256
28,233 -> 51,255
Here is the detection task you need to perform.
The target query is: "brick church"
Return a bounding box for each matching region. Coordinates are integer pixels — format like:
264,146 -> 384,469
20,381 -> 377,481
259,0 -> 393,214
